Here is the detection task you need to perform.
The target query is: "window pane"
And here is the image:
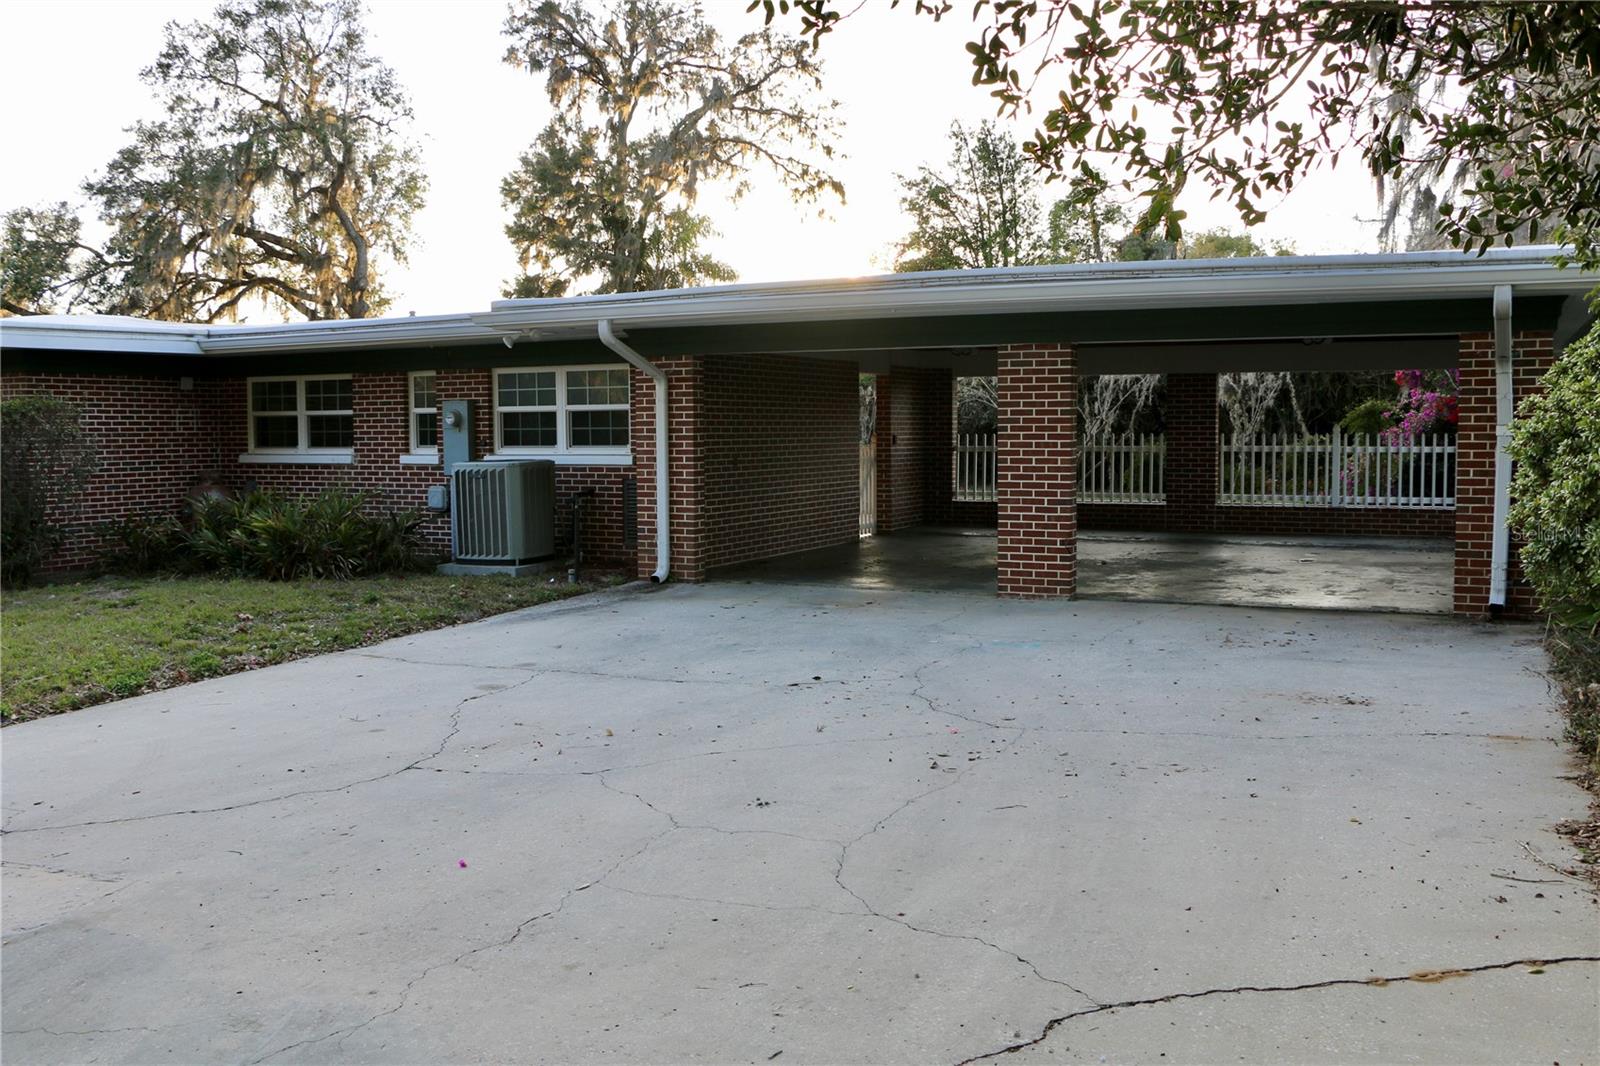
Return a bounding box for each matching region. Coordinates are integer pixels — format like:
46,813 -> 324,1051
251,380 -> 298,413
414,411 -> 438,448
412,373 -> 436,410
307,414 -> 353,449
501,410 -> 556,447
569,409 -> 629,447
566,368 -> 629,406
497,371 -> 555,408
254,415 -> 299,448
305,378 -> 352,412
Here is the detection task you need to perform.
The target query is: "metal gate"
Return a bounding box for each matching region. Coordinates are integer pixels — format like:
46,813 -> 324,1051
859,440 -> 876,536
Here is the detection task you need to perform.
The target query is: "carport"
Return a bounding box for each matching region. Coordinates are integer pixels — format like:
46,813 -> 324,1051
580,250 -> 1593,618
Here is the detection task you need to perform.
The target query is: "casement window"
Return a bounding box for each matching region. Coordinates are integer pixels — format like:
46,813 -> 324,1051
492,365 -> 630,459
409,372 -> 438,453
246,375 -> 353,457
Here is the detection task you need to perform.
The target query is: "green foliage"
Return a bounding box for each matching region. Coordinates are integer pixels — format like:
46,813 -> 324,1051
7,0 -> 425,322
0,204 -> 94,316
760,1 -> 1600,277
1340,397 -> 1395,437
1509,324 -> 1600,628
894,120 -> 1056,271
102,490 -> 434,581
500,0 -> 839,296
1546,623 -> 1600,774
0,396 -> 98,587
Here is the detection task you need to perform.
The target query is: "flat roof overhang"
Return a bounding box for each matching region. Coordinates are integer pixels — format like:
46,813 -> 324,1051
1,248 -> 1592,375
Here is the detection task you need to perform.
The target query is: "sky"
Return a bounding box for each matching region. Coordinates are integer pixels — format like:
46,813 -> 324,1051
1,0 -> 1390,321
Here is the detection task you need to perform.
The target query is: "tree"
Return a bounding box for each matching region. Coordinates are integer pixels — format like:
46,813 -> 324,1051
500,0 -> 842,296
3,0 -> 425,321
894,120 -> 1053,271
1,204 -> 109,316
759,1 -> 1600,276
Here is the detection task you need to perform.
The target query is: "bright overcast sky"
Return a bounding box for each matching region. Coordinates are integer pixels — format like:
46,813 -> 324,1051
2,0 -> 1388,321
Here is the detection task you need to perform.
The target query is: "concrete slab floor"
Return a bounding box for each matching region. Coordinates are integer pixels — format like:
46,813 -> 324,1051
718,528 -> 1456,614
3,580 -> 1595,1064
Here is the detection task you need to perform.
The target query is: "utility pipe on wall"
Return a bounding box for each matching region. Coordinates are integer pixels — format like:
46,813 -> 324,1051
1489,284 -> 1514,610
598,319 -> 670,583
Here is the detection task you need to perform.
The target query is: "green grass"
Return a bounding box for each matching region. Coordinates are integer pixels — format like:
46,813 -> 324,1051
0,573 -> 620,723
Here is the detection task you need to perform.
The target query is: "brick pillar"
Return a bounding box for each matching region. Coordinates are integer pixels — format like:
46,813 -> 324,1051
1164,373 -> 1218,533
1454,330 -> 1556,617
872,367 -> 953,532
996,344 -> 1077,598
436,369 -> 493,460
632,356 -> 706,582
923,368 -> 956,526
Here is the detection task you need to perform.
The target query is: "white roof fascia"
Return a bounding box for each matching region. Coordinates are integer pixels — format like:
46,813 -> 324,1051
0,249 -> 1590,357
0,316 -> 207,355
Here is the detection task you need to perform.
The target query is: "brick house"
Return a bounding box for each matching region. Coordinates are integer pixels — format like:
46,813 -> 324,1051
1,249 -> 1592,617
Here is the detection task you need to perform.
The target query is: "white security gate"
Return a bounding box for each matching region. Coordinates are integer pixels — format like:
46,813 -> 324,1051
859,440 -> 876,536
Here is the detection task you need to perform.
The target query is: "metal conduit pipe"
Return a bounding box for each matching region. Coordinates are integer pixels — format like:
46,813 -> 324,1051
1489,284 -> 1514,610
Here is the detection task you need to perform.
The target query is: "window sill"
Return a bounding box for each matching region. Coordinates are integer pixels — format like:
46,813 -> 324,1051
238,452 -> 355,466
399,452 -> 440,466
483,452 -> 633,467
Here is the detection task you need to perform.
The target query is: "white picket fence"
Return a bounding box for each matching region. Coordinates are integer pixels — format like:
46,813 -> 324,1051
954,433 -> 997,502
1219,428 -> 1455,507
952,428 -> 1456,508
1081,433 -> 1166,504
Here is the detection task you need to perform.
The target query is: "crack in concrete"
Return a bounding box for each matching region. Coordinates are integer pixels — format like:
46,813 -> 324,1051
249,775 -> 674,1064
954,955 -> 1600,1064
2,671 -> 539,837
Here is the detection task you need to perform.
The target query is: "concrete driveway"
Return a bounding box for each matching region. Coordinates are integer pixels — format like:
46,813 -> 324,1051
3,580 -> 1595,1064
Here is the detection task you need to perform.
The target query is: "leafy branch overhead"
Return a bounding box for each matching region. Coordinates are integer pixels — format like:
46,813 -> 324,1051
757,0 -> 1600,273
3,0 -> 425,321
501,0 -> 845,296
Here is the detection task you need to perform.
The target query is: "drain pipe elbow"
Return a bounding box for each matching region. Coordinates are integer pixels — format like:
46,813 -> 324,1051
598,319 -> 669,583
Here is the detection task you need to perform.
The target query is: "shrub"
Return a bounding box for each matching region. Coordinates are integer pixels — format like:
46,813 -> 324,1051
0,395 -> 98,586
99,513 -> 189,575
1339,397 -> 1393,436
182,489 -> 433,580
1509,322 -> 1600,630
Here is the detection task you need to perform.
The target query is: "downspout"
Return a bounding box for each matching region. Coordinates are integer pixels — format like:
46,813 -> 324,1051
1489,284 -> 1513,611
598,319 -> 669,583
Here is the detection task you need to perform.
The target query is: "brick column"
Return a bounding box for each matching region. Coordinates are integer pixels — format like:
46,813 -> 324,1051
1454,330 -> 1556,617
873,367 -> 954,532
996,343 -> 1077,598
631,356 -> 706,581
1164,373 -> 1218,533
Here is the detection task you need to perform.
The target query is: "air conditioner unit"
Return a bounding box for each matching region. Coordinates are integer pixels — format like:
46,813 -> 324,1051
450,461 -> 556,564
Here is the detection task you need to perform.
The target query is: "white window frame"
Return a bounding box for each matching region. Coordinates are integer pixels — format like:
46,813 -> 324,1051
492,364 -> 631,462
244,374 -> 354,460
408,371 -> 438,456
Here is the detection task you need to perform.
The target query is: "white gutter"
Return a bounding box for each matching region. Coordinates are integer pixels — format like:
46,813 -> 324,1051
1489,285 -> 1515,610
597,319 -> 669,583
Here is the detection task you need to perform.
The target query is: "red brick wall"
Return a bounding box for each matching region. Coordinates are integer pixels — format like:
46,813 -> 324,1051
3,367 -> 636,574
1454,330 -> 1555,617
1164,373 -> 1219,530
633,354 -> 858,578
1079,502 -> 1456,538
996,343 -> 1078,598
875,366 -> 954,532
0,373 -> 222,571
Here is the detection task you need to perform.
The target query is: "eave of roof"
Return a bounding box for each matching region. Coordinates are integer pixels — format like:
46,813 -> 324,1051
1,247 -> 1591,358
